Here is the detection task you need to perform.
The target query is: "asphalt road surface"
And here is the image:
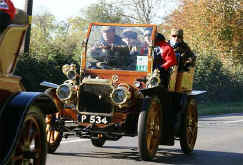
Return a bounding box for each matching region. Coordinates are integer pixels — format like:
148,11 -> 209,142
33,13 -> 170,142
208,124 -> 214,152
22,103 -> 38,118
46,113 -> 243,165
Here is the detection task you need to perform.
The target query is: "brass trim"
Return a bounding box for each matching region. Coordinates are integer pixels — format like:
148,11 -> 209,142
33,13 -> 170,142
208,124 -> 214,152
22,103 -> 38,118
112,74 -> 119,83
62,64 -> 77,80
56,83 -> 74,101
82,77 -> 112,85
110,84 -> 132,108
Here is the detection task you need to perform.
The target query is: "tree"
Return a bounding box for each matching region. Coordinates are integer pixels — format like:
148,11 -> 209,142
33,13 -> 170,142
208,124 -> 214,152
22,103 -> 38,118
81,0 -> 128,23
17,12 -> 84,91
113,0 -> 179,24
30,11 -> 87,63
30,12 -> 57,60
163,0 -> 242,63
160,0 -> 243,102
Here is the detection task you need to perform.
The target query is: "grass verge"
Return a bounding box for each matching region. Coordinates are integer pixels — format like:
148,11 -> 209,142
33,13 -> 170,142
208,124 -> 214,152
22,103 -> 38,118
198,101 -> 243,116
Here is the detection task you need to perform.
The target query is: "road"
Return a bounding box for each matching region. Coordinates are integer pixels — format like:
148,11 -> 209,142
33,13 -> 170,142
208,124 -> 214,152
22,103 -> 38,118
46,113 -> 243,165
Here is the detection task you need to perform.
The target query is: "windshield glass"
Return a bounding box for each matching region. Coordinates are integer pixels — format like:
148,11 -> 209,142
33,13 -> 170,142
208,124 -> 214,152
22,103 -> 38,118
86,25 -> 152,71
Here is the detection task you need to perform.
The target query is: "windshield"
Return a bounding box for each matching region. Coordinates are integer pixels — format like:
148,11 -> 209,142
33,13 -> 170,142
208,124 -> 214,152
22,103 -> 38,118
86,25 -> 153,72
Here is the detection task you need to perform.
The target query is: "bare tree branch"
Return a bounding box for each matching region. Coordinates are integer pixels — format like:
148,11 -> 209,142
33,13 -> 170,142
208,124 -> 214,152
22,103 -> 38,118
112,0 -> 179,24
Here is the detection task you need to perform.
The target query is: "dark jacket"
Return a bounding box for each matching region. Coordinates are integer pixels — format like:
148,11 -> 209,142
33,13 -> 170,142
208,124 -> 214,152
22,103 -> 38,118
168,40 -> 196,71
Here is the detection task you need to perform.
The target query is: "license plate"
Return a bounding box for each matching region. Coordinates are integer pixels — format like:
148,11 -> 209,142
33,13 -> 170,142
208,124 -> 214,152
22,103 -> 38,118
80,114 -> 111,124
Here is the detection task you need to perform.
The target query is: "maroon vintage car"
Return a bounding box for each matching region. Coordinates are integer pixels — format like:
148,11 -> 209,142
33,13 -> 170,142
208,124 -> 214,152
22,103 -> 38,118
41,23 -> 205,161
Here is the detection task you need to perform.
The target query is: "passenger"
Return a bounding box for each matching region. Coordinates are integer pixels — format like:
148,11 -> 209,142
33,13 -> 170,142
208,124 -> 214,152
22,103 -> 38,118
140,27 -> 152,56
0,0 -> 16,33
154,33 -> 177,87
168,28 -> 195,71
122,30 -> 142,55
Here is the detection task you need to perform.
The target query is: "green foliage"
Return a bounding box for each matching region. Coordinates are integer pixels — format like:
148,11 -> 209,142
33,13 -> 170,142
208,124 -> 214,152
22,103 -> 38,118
163,0 -> 242,61
198,101 -> 243,116
13,9 -> 85,92
194,52 -> 243,102
13,0 -> 243,104
82,0 -> 126,23
15,52 -> 79,92
160,0 -> 243,102
14,1 -> 128,92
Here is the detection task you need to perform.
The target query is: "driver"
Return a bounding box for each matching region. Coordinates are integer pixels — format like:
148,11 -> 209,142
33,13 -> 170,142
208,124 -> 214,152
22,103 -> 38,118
94,26 -> 126,48
89,26 -> 129,69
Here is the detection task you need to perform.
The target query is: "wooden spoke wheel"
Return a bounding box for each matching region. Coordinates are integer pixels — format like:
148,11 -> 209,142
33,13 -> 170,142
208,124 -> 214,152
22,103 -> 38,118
12,107 -> 47,165
180,98 -> 198,154
46,114 -> 63,153
138,97 -> 161,161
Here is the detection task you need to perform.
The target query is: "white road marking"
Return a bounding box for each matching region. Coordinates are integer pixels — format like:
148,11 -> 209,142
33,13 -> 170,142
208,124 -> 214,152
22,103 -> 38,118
30,139 -> 88,148
224,119 -> 243,124
61,139 -> 89,144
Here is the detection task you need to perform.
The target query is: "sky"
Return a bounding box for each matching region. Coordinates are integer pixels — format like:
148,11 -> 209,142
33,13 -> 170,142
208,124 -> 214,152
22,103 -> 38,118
12,0 -> 179,23
12,0 -> 100,21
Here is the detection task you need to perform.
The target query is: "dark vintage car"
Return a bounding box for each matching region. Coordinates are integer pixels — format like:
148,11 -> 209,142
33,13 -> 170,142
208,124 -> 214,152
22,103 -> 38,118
41,23 -> 206,161
0,9 -> 57,165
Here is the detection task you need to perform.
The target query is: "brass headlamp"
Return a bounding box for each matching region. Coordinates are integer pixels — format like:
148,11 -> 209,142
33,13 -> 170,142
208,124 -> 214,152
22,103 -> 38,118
62,64 -> 77,80
110,84 -> 131,108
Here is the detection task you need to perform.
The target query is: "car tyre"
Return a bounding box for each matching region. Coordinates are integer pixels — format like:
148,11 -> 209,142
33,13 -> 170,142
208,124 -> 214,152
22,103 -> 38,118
180,97 -> 198,154
91,138 -> 106,147
11,106 -> 47,165
138,97 -> 161,161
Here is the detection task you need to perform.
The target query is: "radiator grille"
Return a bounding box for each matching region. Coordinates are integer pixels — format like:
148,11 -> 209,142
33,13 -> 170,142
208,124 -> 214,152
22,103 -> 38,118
78,83 -> 113,114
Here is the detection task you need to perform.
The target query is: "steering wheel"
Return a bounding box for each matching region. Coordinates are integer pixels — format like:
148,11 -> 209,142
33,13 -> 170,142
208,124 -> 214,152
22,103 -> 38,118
96,62 -> 112,69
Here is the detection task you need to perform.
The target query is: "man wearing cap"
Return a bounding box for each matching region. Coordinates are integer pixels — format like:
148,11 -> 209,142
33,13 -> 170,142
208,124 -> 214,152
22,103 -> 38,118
0,0 -> 16,33
122,30 -> 142,56
90,26 -> 128,69
95,26 -> 126,48
140,27 -> 152,56
168,29 -> 195,71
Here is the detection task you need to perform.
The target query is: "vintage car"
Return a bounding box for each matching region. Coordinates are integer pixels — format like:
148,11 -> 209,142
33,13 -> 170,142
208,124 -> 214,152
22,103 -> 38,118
41,23 -> 205,161
0,9 -> 57,165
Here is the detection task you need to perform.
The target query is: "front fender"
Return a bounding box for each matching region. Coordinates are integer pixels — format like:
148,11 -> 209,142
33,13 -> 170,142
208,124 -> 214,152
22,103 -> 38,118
185,90 -> 207,96
140,86 -> 167,97
0,92 -> 58,165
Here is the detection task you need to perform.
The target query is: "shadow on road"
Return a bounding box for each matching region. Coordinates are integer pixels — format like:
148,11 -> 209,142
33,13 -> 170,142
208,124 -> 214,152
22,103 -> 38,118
155,148 -> 243,164
52,147 -> 243,164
